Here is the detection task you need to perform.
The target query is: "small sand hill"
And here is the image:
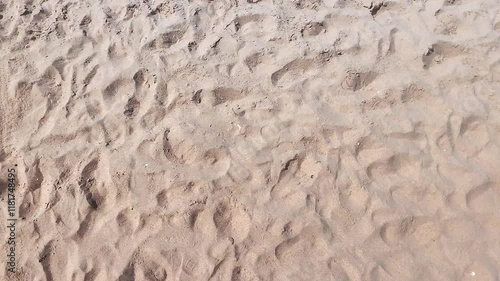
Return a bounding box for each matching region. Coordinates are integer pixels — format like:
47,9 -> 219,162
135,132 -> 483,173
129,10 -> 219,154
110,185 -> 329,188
1,0 -> 500,280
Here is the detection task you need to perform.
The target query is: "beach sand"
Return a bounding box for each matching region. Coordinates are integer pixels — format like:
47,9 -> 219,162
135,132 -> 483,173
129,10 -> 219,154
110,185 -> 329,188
1,0 -> 500,280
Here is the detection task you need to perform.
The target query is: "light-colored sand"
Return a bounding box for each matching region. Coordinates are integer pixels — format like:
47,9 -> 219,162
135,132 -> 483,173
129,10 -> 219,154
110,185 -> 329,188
1,0 -> 500,280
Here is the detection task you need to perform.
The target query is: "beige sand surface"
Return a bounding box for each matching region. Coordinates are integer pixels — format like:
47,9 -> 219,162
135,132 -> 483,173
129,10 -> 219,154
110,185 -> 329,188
1,0 -> 500,280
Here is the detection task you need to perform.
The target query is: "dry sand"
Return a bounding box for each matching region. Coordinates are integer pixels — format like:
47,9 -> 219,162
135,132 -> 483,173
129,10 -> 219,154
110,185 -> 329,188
1,0 -> 500,280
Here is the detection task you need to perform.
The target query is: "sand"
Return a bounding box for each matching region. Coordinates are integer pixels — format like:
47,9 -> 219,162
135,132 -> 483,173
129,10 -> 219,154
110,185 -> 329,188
1,0 -> 500,280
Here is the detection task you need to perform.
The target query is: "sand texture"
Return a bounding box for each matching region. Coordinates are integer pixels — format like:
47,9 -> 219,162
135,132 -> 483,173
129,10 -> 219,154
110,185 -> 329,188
1,0 -> 500,280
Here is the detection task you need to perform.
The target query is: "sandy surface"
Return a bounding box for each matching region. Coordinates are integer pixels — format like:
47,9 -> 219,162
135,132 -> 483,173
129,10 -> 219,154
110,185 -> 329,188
1,0 -> 500,280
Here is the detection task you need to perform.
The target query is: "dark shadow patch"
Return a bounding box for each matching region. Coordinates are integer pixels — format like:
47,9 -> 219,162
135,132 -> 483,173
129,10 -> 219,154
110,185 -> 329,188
78,159 -> 99,209
118,260 -> 136,281
364,2 -> 385,16
124,97 -> 140,117
39,241 -> 55,281
192,89 -> 202,104
0,178 -> 7,200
